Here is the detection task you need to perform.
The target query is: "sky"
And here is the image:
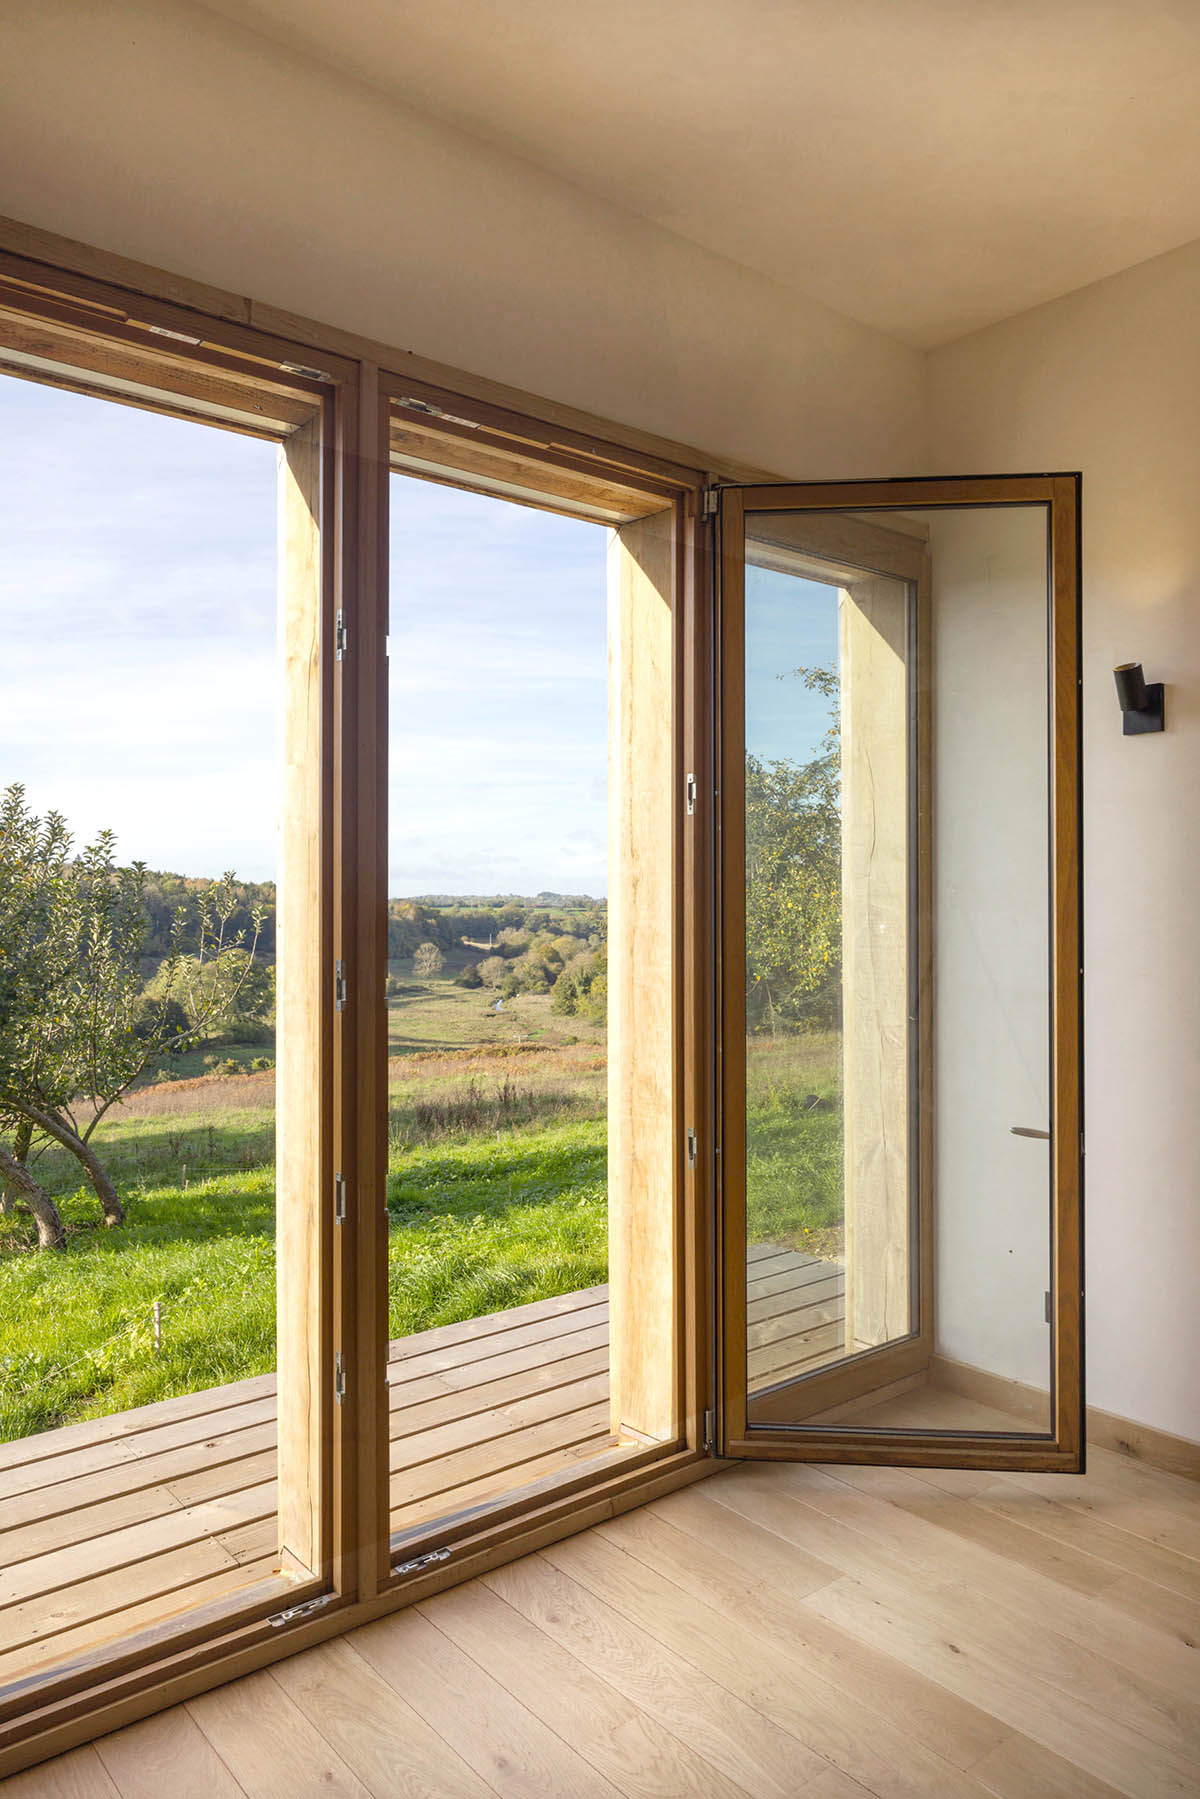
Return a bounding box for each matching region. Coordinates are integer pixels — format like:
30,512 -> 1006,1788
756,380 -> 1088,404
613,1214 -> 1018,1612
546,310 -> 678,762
744,562 -> 840,766
0,373 -> 834,898
0,374 -> 609,895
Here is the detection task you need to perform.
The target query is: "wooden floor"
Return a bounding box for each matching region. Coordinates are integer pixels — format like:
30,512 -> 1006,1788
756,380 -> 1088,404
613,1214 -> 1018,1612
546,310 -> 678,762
0,1251 -> 839,1691
9,1385 -> 1198,1798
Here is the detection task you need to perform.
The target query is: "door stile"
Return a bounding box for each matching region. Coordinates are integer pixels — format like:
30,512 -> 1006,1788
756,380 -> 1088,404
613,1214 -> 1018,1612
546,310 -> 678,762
716,485 -> 749,1450
330,363 -> 392,1599
681,485 -> 718,1455
1049,475 -> 1085,1466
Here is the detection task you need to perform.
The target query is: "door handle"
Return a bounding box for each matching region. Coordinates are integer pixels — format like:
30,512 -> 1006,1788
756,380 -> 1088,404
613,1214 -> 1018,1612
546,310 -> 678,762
1010,1126 -> 1051,1140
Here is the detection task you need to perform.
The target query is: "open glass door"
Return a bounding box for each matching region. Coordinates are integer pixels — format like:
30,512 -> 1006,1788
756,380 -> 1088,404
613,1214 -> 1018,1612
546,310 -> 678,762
716,476 -> 1083,1470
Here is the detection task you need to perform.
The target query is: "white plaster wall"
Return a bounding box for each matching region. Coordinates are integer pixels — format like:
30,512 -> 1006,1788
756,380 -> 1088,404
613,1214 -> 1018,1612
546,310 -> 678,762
0,0 -> 924,481
928,508 -> 1053,1390
930,241 -> 1200,1442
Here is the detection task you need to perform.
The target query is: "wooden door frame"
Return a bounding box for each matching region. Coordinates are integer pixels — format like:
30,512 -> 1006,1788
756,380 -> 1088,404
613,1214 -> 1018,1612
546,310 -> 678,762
715,475 -> 1085,1472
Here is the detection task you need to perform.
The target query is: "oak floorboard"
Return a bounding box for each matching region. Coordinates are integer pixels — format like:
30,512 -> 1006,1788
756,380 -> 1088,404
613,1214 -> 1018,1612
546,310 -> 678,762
480,1553 -> 823,1799
187,1667 -> 373,1798
540,1529 -> 993,1796
421,1577 -> 753,1797
613,1489 -> 1009,1770
0,1745 -> 121,1798
269,1636 -> 493,1799
94,1708 -> 248,1798
352,1604 -> 621,1798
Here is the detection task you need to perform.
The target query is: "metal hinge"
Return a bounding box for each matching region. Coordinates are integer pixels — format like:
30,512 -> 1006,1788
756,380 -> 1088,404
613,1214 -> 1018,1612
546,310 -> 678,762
280,359 -> 332,382
702,1409 -> 716,1453
334,1173 -> 347,1223
395,1546 -> 451,1576
397,395 -> 481,430
142,322 -> 203,345
701,486 -> 720,518
268,1593 -> 333,1628
335,960 -> 348,1011
1044,1290 -> 1052,1325
334,1351 -> 347,1405
335,609 -> 348,661
686,1127 -> 698,1169
685,772 -> 697,815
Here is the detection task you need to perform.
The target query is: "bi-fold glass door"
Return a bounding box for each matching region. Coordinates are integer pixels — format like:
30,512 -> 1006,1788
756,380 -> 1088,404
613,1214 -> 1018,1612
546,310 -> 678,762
715,476 -> 1083,1470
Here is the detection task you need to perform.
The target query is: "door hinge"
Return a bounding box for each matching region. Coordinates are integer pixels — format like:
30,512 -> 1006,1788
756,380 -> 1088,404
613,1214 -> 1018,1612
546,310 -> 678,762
335,609 -> 348,661
686,1126 -> 698,1169
267,1592 -> 334,1628
334,1172 -> 347,1223
395,1546 -> 452,1576
1044,1290 -> 1052,1325
703,1408 -> 716,1453
142,321 -> 204,346
685,772 -> 697,815
701,486 -> 720,518
334,1351 -> 347,1405
280,359 -> 332,383
335,959 -> 348,1011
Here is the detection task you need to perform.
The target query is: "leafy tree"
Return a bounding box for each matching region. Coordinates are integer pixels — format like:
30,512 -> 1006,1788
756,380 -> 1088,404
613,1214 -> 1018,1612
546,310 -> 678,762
0,786 -> 265,1249
744,666 -> 841,1035
478,956 -> 508,989
456,961 -> 483,989
549,947 -> 607,1024
412,941 -> 445,978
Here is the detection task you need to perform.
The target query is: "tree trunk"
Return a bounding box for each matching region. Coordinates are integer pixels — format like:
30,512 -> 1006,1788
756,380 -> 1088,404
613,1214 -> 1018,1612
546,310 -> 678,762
73,1133 -> 125,1227
0,1099 -> 125,1227
0,1144 -> 65,1249
13,1117 -> 32,1165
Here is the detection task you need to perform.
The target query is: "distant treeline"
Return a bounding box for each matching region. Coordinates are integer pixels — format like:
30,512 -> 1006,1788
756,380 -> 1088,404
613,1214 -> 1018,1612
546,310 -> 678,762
135,878 -> 606,970
387,897 -> 606,962
139,873 -> 277,960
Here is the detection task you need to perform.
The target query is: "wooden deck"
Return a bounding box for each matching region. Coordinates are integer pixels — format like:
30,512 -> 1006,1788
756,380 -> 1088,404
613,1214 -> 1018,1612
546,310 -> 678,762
0,1249 -> 842,1692
11,1384 -> 1199,1798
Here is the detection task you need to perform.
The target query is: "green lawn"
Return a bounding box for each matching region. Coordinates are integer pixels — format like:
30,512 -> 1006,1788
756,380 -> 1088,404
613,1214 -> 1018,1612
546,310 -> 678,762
746,1029 -> 844,1261
0,961 -> 839,1444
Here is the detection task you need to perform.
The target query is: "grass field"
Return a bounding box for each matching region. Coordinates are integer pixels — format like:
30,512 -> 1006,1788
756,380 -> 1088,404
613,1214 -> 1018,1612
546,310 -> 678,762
0,962 -> 839,1442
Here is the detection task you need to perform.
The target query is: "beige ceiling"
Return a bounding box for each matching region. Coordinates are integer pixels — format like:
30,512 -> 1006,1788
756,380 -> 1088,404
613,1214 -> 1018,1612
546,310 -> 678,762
205,0 -> 1200,347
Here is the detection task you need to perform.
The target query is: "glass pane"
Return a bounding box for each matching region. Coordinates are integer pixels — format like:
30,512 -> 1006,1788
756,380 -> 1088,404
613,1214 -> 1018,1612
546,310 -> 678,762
0,372 -> 294,1690
384,473 -> 675,1556
741,503 -> 1053,1434
742,523 -> 912,1408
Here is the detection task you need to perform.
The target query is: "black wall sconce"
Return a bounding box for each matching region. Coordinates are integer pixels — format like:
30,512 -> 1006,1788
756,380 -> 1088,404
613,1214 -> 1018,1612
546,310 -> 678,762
1114,662 -> 1165,735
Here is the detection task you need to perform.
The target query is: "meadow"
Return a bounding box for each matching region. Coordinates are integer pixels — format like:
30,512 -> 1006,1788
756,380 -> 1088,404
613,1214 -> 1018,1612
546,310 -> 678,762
0,961 -> 840,1441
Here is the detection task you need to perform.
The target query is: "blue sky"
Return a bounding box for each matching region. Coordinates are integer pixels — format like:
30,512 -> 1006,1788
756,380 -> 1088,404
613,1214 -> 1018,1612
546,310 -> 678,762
0,374 -> 833,898
745,564 -> 840,766
0,375 -> 609,894
388,477 -> 607,896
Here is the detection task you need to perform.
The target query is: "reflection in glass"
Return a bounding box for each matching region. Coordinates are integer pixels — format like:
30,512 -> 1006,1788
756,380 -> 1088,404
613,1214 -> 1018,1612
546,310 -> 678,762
743,536 -> 911,1401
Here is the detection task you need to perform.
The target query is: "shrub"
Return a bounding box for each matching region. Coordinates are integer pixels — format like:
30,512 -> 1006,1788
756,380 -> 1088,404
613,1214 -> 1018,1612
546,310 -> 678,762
412,941 -> 445,978
456,962 -> 483,989
133,995 -> 190,1050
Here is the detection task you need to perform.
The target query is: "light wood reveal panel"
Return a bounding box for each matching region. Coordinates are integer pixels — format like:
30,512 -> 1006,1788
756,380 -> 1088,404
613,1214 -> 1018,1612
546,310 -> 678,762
839,574 -> 911,1355
275,413 -> 331,1579
607,508 -> 678,1446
